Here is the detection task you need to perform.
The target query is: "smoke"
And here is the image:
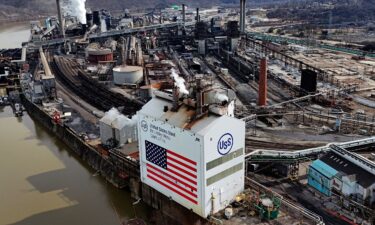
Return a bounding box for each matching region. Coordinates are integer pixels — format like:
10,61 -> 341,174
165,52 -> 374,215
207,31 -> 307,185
170,68 -> 189,95
62,0 -> 87,24
103,108 -> 138,127
129,115 -> 138,126
104,108 -> 121,121
215,93 -> 229,102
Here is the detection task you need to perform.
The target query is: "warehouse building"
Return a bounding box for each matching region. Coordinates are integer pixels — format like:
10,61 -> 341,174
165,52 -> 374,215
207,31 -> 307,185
308,151 -> 375,206
308,159 -> 338,196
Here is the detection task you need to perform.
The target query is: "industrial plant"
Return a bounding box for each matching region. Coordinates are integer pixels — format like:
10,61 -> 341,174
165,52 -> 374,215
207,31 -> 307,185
0,0 -> 375,225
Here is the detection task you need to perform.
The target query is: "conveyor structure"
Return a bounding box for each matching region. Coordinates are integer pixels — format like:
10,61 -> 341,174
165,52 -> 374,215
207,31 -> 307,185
246,137 -> 375,163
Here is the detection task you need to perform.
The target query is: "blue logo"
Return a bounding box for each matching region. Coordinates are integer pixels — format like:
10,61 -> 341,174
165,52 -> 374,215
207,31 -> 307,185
141,120 -> 148,132
217,133 -> 234,155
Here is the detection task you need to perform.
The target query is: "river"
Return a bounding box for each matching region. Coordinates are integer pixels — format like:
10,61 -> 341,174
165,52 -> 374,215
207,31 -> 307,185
0,106 -> 151,225
0,24 -> 150,225
0,22 -> 30,49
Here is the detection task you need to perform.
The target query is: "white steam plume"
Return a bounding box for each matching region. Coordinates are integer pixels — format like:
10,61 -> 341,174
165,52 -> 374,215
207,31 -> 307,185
104,108 -> 121,121
170,68 -> 189,95
63,0 -> 87,24
215,93 -> 229,102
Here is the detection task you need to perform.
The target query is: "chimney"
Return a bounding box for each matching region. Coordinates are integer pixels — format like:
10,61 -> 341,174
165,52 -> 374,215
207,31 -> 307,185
239,0 -> 246,33
196,8 -> 200,22
172,86 -> 180,112
196,78 -> 204,116
56,0 -> 65,37
182,4 -> 186,26
258,57 -> 267,106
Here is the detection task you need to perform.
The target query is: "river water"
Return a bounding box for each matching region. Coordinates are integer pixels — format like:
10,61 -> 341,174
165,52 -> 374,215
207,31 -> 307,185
0,23 -> 30,49
0,24 -> 149,225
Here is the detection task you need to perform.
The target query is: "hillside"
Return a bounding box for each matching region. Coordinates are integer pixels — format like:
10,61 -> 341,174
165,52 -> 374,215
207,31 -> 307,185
266,0 -> 375,25
0,0 -> 221,22
1,0 -> 374,24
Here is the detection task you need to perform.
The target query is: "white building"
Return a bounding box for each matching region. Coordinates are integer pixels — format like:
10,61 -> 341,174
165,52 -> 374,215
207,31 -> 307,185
320,151 -> 375,205
100,108 -> 138,147
137,84 -> 245,218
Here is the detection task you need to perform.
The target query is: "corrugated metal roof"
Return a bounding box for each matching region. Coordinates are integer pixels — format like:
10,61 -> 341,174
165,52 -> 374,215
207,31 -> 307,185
321,151 -> 375,188
310,159 -> 338,179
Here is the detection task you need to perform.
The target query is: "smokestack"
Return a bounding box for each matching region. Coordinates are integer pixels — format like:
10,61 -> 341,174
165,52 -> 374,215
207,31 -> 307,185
182,4 -> 186,26
172,86 -> 180,112
258,57 -> 267,106
56,0 -> 65,37
196,8 -> 200,22
196,78 -> 203,116
239,0 -> 246,33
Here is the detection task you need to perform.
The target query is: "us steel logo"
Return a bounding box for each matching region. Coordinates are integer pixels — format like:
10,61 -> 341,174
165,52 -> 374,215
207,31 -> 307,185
217,133 -> 234,155
141,120 -> 148,132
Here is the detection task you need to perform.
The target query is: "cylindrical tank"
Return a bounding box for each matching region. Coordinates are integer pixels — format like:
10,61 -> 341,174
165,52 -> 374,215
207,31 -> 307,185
113,66 -> 143,85
86,47 -> 113,64
93,11 -> 100,26
86,12 -> 93,26
105,16 -> 111,30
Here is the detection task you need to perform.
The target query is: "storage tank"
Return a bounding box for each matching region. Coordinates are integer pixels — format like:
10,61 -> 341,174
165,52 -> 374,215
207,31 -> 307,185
113,66 -> 143,85
86,47 -> 113,64
300,69 -> 317,95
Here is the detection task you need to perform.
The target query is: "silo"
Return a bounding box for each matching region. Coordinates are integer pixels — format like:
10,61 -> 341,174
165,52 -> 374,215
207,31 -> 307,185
86,47 -> 113,63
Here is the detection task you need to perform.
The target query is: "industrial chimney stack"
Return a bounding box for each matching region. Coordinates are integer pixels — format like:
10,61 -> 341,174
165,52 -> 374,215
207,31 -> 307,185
239,0 -> 246,33
56,0 -> 65,37
196,8 -> 200,22
182,4 -> 186,26
258,57 -> 268,106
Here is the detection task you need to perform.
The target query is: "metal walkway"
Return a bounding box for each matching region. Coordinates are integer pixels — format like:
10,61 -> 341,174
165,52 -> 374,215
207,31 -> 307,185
28,21 -> 194,48
246,137 -> 375,163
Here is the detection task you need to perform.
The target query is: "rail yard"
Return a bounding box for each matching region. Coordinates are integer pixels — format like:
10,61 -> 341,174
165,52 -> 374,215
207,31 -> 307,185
0,1 -> 375,225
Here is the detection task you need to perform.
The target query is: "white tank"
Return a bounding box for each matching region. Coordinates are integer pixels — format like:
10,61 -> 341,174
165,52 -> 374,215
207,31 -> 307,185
113,66 -> 143,85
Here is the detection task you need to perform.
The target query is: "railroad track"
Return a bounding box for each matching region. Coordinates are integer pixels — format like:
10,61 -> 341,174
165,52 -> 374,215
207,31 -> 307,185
49,54 -> 142,115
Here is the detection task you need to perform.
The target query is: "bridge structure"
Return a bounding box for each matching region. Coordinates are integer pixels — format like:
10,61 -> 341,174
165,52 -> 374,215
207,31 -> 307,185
27,21 -> 196,49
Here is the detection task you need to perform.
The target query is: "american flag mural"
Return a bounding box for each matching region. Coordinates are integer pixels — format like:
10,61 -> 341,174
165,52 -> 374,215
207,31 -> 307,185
145,140 -> 198,205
